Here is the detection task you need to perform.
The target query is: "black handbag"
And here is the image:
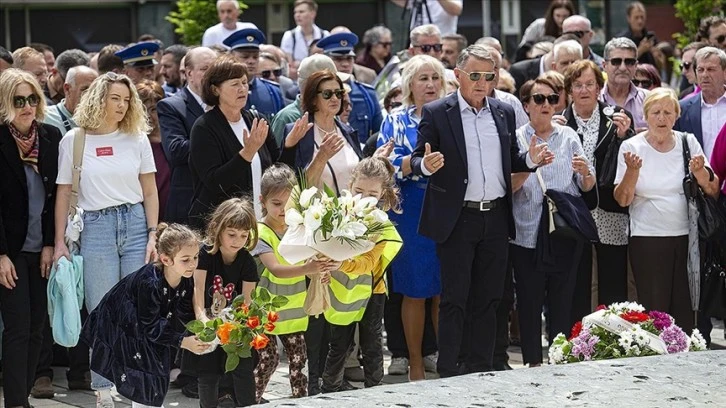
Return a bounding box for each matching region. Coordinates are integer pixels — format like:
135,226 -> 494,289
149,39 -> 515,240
598,132 -> 619,188
680,133 -> 726,241
700,242 -> 726,319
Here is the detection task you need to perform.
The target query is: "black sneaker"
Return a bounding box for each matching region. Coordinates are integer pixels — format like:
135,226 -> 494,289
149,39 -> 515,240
308,379 -> 321,396
181,381 -> 199,399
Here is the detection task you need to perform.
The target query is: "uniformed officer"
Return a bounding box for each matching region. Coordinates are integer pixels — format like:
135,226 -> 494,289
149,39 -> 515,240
115,41 -> 159,84
223,28 -> 285,118
317,32 -> 383,145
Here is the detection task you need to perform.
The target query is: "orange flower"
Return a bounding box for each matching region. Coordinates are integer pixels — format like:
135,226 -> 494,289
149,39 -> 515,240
267,311 -> 279,323
216,322 -> 236,345
264,322 -> 275,332
239,304 -> 249,314
250,333 -> 269,350
246,315 -> 260,329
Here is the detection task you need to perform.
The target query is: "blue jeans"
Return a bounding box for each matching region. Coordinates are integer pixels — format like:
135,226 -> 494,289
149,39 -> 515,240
80,202 -> 148,390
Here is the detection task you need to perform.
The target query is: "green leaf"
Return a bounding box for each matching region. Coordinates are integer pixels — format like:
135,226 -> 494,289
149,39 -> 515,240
271,296 -> 289,308
323,183 -> 336,198
198,329 -> 216,343
185,320 -> 204,334
258,288 -> 271,303
222,344 -> 238,354
229,328 -> 242,344
231,294 -> 245,308
249,289 -> 257,301
225,354 -> 240,373
236,346 -> 252,358
165,0 -> 249,46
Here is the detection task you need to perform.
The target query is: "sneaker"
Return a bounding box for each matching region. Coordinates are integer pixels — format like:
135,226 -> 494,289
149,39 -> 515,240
343,366 -> 365,382
96,390 -> 115,408
30,376 -> 55,399
387,357 -> 409,375
423,353 -> 438,373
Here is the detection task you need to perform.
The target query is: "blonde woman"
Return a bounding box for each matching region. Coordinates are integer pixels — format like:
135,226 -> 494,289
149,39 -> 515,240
53,72 -> 158,408
0,68 -> 62,408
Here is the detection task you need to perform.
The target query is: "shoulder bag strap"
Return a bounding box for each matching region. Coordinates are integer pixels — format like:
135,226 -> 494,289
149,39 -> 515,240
680,132 -> 691,177
69,128 -> 86,218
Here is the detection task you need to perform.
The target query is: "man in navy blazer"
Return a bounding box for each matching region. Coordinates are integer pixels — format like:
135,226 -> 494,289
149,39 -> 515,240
158,47 -> 217,223
411,45 -> 552,377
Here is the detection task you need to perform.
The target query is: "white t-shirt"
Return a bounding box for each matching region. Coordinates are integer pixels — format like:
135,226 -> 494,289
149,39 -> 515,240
202,22 -> 259,48
57,129 -> 156,211
280,25 -> 329,62
408,0 -> 462,36
614,132 -> 708,237
228,119 -> 263,219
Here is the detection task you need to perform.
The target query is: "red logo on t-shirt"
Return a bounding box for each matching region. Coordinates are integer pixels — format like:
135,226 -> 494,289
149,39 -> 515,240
96,147 -> 114,156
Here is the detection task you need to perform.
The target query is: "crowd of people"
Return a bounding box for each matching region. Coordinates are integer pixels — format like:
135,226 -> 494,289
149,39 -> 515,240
0,0 -> 725,407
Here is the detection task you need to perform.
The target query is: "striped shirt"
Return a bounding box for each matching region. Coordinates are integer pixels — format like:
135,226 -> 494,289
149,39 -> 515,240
512,123 -> 594,249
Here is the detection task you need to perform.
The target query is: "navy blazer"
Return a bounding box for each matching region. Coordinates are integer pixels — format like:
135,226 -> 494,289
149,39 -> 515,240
158,87 -> 204,223
674,94 -> 704,148
411,93 -> 531,243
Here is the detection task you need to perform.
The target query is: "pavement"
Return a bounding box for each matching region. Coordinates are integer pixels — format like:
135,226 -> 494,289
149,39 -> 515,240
3,322 -> 725,407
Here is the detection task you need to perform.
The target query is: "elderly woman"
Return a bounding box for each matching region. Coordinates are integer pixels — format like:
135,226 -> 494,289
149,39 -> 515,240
614,87 -> 720,332
357,26 -> 393,74
0,69 -> 61,408
188,56 -> 306,225
376,55 -> 445,381
53,71 -> 158,406
512,77 -> 595,367
560,60 -> 635,311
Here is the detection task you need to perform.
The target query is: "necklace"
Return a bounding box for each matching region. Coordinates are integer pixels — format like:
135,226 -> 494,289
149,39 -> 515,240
315,123 -> 337,139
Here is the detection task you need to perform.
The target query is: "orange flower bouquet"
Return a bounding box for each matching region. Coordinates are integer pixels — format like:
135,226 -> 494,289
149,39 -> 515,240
185,287 -> 287,372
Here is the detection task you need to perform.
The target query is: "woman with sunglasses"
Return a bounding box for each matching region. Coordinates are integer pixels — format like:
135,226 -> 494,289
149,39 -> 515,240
53,71 -> 158,408
0,69 -> 61,408
511,76 -> 595,368
357,26 -> 393,74
559,60 -> 635,323
634,63 -> 661,91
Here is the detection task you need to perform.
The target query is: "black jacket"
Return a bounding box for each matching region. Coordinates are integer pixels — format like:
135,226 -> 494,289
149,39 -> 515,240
0,122 -> 61,259
188,106 -> 294,228
508,56 -> 542,97
561,101 -> 634,214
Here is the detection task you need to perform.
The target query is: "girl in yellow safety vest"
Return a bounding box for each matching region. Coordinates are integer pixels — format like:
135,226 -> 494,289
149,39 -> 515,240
251,164 -> 336,402
321,157 -> 403,392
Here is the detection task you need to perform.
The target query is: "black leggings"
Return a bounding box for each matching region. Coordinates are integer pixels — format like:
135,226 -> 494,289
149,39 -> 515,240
198,357 -> 256,408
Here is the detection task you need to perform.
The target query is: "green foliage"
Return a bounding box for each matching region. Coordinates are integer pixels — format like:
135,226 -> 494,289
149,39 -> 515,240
673,0 -> 725,47
166,0 -> 249,46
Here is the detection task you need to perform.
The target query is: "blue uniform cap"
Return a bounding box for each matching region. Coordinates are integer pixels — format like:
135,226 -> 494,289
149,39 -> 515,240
317,33 -> 358,57
115,41 -> 159,67
224,28 -> 266,50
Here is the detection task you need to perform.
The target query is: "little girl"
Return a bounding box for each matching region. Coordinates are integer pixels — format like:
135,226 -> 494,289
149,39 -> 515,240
321,157 -> 403,392
251,164 -> 335,402
186,198 -> 260,408
81,223 -> 210,408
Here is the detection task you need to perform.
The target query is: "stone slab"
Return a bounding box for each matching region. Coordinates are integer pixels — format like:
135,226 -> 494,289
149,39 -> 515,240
266,351 -> 726,408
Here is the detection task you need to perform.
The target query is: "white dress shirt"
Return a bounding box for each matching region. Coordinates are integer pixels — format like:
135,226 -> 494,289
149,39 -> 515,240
700,92 -> 726,160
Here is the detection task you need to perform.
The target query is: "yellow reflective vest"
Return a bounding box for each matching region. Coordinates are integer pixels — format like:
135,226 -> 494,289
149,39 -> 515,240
324,223 -> 402,326
256,223 -> 309,334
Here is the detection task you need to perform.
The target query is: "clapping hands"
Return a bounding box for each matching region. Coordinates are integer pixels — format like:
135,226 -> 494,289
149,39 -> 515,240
240,117 -> 269,162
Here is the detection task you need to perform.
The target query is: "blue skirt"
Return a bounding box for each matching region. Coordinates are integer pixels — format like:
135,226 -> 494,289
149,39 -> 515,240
390,179 -> 441,298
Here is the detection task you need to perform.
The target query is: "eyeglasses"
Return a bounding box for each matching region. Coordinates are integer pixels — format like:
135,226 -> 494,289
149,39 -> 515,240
318,88 -> 346,100
572,82 -> 599,92
680,61 -> 692,71
563,30 -> 586,39
608,58 -> 638,67
13,94 -> 41,109
378,42 -> 392,48
458,69 -> 496,82
632,79 -> 653,88
261,69 -> 282,79
715,35 -> 726,44
413,44 -> 443,53
529,93 -> 560,105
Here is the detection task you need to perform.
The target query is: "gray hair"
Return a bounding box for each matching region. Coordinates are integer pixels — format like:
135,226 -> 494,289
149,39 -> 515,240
64,65 -> 97,86
216,0 -> 239,10
553,40 -> 583,60
400,55 -> 446,106
694,46 -> 726,70
475,37 -> 502,51
456,44 -> 496,69
54,49 -> 90,79
603,37 -> 637,60
163,44 -> 189,65
443,34 -> 468,53
562,15 -> 592,31
410,24 -> 441,46
362,26 -> 392,47
298,54 -> 337,90
480,45 -> 502,69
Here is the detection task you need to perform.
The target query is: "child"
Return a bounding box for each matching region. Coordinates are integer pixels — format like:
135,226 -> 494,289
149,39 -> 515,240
251,164 -> 335,402
81,223 -> 210,408
187,198 -> 260,408
321,157 -> 403,392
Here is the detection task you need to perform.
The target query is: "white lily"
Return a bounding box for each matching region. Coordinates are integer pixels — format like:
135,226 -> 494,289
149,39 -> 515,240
285,208 -> 304,227
299,187 -> 318,209
304,202 -> 326,233
331,220 -> 368,240
369,208 -> 389,223
353,196 -> 379,215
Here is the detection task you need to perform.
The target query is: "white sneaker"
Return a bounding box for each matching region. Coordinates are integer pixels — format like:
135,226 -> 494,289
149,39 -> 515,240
96,390 -> 115,408
423,353 -> 438,373
387,357 -> 409,375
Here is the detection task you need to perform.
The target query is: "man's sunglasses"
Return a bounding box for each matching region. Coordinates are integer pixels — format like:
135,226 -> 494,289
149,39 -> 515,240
318,88 -> 346,100
632,79 -> 653,88
13,94 -> 41,109
261,69 -> 282,79
413,44 -> 443,53
563,30 -> 586,39
529,93 -> 560,105
680,61 -> 693,71
609,58 -> 637,67
459,69 -> 496,82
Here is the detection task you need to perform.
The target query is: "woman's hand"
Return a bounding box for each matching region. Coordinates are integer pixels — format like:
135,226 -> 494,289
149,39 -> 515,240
304,258 -> 330,275
689,154 -> 706,173
374,139 -> 394,159
40,246 -> 53,279
318,132 -> 345,161
320,271 -> 331,285
613,109 -> 631,138
529,136 -> 555,166
623,151 -> 643,170
0,255 -> 17,290
552,114 -> 567,126
422,143 -> 445,174
53,241 -> 71,264
284,112 -> 313,148
145,235 -> 157,264
181,335 -> 212,355
240,118 -> 269,161
572,155 -> 591,177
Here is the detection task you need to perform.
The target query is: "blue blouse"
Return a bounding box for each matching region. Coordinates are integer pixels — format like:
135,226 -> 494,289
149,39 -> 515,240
377,106 -> 421,182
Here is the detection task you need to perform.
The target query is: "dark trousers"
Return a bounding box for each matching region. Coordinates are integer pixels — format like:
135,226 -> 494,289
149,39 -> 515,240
384,271 -> 438,359
304,314 -> 330,389
494,262 -> 514,365
198,357 -> 256,408
36,306 -> 90,381
573,243 -> 629,327
323,294 -> 385,390
512,238 -> 580,365
629,236 -> 695,332
0,252 -> 47,407
436,206 -> 509,377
